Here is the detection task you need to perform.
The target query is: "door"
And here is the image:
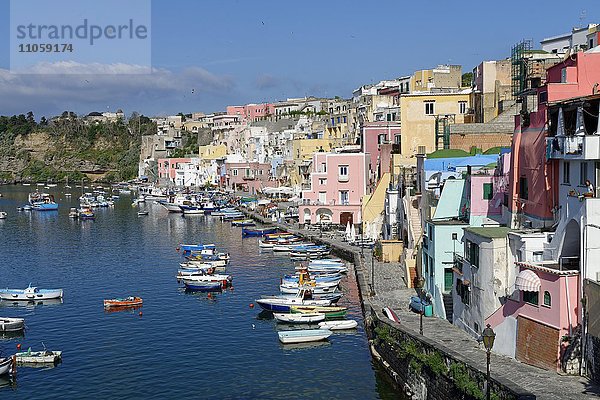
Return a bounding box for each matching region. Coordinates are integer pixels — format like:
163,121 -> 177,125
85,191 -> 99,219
318,192 -> 326,205
340,212 -> 353,227
516,315 -> 560,370
444,268 -> 453,293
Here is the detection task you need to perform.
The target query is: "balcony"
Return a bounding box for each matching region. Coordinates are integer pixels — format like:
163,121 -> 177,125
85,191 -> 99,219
547,135 -> 600,160
338,174 -> 349,183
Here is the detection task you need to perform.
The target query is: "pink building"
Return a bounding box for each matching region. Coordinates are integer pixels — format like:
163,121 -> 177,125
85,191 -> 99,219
487,264 -> 579,371
467,152 -> 510,225
225,161 -> 275,194
361,121 -> 400,181
301,152 -> 369,226
226,103 -> 274,122
158,158 -> 191,183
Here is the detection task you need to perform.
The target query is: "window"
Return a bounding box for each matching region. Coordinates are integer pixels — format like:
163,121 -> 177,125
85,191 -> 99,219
378,134 -> 387,144
561,68 -> 567,83
543,291 -> 551,307
459,101 -> 467,114
386,113 -> 392,122
337,117 -> 341,123
343,116 -> 347,123
339,190 -> 349,205
466,240 -> 479,267
523,290 -> 539,306
318,192 -> 326,204
483,183 -> 493,200
338,165 -> 349,181
457,279 -> 470,305
320,163 -> 326,173
425,101 -> 435,115
519,177 -> 528,200
424,254 -> 429,274
319,178 -> 327,185
394,134 -> 401,145
580,162 -> 588,185
533,251 -> 543,262
232,169 -> 238,176
563,162 -> 570,184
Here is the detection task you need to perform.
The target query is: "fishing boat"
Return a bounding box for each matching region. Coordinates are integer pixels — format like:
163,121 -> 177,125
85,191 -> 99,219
0,285 -> 63,301
78,206 -> 95,220
279,282 -> 340,295
180,205 -> 204,215
291,305 -> 348,319
231,219 -> 255,227
0,357 -> 15,377
15,348 -> 62,364
183,281 -> 222,292
318,320 -> 358,330
180,272 -> 232,288
179,243 -> 216,254
308,259 -> 346,267
307,265 -> 349,274
103,296 -> 143,308
277,329 -> 332,344
242,227 -> 278,237
255,290 -> 337,313
28,192 -> 59,211
0,317 -> 25,332
273,312 -> 325,324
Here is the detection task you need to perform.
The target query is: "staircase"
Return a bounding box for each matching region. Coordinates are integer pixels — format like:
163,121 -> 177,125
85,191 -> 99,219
408,195 -> 423,245
443,293 -> 454,323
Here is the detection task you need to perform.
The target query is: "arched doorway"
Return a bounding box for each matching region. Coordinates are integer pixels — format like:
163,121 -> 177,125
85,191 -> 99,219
316,208 -> 333,224
561,219 -> 580,270
303,208 -> 311,223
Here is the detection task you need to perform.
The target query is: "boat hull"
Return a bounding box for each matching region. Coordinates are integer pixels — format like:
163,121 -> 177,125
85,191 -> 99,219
103,297 -> 143,308
318,320 -> 358,330
0,288 -> 63,301
15,350 -> 62,364
277,329 -> 332,344
273,313 -> 325,324
0,317 -> 25,332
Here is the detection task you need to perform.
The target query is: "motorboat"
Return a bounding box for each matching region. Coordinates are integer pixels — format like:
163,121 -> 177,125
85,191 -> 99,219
277,329 -> 332,344
0,285 -> 63,301
68,208 -> 78,218
0,357 -> 15,377
318,320 -> 358,330
273,312 -> 325,324
242,227 -> 278,237
15,348 -> 62,364
279,283 -> 340,295
290,306 -> 348,319
231,219 -> 255,227
183,281 -> 222,292
0,317 -> 25,332
103,296 -> 143,308
255,290 -> 337,313
28,192 -> 59,211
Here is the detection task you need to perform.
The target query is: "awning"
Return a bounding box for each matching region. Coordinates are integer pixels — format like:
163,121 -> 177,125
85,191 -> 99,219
515,269 -> 541,292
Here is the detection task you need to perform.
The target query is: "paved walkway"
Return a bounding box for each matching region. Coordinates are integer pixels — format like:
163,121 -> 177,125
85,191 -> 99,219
241,211 -> 600,399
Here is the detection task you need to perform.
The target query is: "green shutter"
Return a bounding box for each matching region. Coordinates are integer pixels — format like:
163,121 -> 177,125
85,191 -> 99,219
483,183 -> 493,200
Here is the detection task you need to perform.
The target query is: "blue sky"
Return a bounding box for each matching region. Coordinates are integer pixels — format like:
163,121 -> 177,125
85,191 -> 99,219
0,0 -> 598,118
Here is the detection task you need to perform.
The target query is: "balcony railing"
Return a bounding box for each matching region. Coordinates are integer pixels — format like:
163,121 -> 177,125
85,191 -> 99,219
547,135 -> 600,160
338,174 -> 349,182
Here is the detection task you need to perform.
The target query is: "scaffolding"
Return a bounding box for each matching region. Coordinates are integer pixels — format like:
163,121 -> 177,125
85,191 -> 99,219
511,40 -> 532,98
434,115 -> 455,150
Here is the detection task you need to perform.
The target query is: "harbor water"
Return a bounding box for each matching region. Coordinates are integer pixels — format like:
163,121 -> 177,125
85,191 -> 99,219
0,186 -> 398,399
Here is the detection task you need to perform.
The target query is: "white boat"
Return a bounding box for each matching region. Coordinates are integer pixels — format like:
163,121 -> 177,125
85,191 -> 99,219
0,212 -> 6,219
273,312 -> 325,324
0,285 -> 63,301
0,357 -> 15,376
277,329 -> 332,344
279,283 -> 339,295
0,317 -> 25,332
307,265 -> 349,274
308,260 -> 345,267
318,320 -> 359,330
15,349 -> 62,364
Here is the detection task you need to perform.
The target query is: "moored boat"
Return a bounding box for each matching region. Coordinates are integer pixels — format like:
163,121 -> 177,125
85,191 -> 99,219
15,349 -> 62,364
242,227 -> 278,237
277,329 -> 332,344
0,357 -> 15,377
103,296 -> 143,308
273,312 -> 325,324
28,192 -> 59,211
290,305 -> 348,319
0,212 -> 6,219
183,281 -> 222,292
0,285 -> 63,301
231,219 -> 255,227
0,317 -> 25,332
318,319 -> 358,330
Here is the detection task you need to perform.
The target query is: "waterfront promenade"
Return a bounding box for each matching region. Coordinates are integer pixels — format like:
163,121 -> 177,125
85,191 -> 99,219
242,210 -> 600,399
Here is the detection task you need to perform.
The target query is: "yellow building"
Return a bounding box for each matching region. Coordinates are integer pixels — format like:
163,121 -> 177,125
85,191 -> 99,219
410,65 -> 462,92
199,144 -> 227,160
398,90 -> 472,165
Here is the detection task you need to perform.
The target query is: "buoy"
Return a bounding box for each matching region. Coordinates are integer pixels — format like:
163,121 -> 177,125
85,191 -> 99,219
16,343 -> 21,350
139,311 -> 143,317
230,286 -> 234,291
207,293 -> 212,298
249,303 -> 254,308
252,324 -> 255,329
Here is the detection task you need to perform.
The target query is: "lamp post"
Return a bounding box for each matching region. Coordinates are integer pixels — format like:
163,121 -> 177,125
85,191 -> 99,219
482,324 -> 496,400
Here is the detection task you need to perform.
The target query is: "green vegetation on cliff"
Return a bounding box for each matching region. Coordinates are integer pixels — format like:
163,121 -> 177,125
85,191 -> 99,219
0,112 -> 156,183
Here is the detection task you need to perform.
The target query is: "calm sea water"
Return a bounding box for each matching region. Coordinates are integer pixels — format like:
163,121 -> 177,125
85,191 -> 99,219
0,185 -> 398,399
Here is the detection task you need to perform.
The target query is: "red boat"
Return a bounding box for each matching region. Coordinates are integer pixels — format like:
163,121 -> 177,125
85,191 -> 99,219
103,296 -> 143,308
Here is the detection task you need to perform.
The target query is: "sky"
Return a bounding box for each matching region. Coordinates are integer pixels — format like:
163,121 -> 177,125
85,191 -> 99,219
0,0 -> 598,119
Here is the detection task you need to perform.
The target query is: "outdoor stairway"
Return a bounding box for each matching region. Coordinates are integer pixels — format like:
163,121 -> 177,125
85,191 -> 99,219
408,195 -> 422,245
443,293 -> 454,323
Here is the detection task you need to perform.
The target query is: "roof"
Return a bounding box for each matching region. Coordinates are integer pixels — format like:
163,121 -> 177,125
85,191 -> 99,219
464,226 -> 510,239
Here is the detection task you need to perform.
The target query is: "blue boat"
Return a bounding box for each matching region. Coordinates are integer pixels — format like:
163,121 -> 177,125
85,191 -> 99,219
242,227 -> 278,237
28,192 -> 59,211
183,281 -> 222,292
179,243 -> 216,253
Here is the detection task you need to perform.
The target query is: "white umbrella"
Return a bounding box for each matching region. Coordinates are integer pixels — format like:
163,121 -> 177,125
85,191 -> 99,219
345,221 -> 352,241
350,224 -> 356,243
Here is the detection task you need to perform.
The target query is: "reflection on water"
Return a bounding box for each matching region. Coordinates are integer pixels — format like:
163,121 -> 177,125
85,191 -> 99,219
0,299 -> 63,309
103,305 -> 142,314
0,331 -> 24,341
279,340 -> 331,351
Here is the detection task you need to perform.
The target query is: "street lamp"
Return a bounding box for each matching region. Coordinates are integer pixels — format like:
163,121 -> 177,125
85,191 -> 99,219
482,324 -> 496,400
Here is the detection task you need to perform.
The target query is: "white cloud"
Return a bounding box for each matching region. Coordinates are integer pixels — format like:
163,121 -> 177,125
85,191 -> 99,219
0,62 -> 234,117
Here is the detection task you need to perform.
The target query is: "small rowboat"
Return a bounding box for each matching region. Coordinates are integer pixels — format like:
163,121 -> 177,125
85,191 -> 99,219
273,312 -> 325,324
103,296 -> 143,308
242,227 -> 278,237
0,356 -> 15,376
318,319 -> 358,330
291,306 -> 348,319
137,211 -> 149,216
0,317 -> 25,332
183,281 -> 222,292
15,349 -> 62,364
278,329 -> 332,344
